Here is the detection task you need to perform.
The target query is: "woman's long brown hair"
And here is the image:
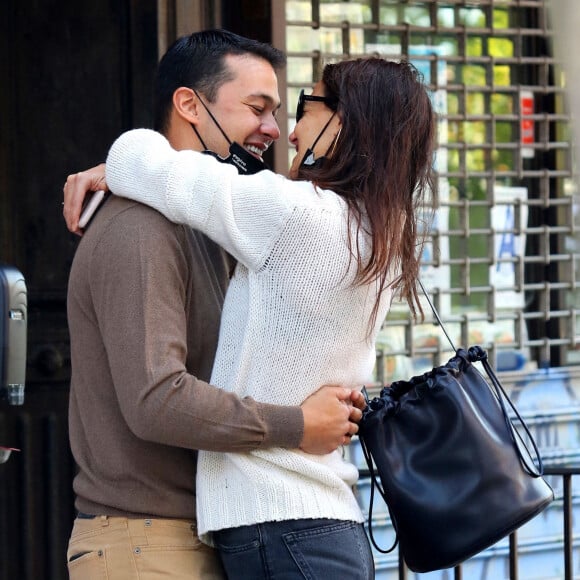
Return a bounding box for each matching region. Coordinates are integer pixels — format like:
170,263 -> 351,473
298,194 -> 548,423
297,58 -> 437,330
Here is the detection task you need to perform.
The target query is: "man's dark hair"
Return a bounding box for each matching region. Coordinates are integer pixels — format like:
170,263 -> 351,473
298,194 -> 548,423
153,29 -> 286,133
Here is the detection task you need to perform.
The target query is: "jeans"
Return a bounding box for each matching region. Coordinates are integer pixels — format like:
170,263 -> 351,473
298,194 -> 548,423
67,515 -> 225,579
213,518 -> 375,580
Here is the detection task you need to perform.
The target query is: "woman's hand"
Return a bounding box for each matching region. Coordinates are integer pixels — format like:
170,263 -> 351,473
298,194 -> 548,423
63,163 -> 107,235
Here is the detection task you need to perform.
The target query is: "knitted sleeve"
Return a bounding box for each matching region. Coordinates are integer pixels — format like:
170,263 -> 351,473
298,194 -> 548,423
106,129 -> 315,270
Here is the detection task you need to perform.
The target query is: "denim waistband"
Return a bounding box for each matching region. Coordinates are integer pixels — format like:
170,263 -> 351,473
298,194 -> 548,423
77,512 -> 97,519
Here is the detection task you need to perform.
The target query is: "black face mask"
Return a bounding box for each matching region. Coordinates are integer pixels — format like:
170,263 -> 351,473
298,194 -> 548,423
192,90 -> 268,176
201,142 -> 266,175
300,148 -> 328,170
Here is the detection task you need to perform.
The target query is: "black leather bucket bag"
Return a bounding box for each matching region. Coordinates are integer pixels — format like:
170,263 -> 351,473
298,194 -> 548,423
358,292 -> 554,573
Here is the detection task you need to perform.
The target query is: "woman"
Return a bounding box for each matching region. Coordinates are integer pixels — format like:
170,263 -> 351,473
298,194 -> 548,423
73,57 -> 435,579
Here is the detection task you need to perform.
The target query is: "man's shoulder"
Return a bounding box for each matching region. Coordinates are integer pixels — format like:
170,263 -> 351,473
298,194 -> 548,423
102,196 -> 179,229
77,196 -> 232,272
82,196 -> 186,242
73,196 -> 190,265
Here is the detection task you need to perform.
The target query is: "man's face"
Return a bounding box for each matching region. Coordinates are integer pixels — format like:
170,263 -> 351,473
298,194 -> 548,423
196,53 -> 281,160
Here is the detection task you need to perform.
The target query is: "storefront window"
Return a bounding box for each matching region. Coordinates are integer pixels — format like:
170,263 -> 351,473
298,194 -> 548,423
281,0 -> 578,373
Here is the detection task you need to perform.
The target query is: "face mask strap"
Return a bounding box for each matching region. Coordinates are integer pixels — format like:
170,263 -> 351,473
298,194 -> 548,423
301,112 -> 337,167
190,123 -> 209,150
192,89 -> 233,146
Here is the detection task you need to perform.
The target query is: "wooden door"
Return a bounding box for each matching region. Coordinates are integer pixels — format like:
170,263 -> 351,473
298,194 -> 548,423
0,2 -> 157,578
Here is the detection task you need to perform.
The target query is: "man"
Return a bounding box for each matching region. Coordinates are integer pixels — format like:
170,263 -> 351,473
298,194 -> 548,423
63,30 -> 363,579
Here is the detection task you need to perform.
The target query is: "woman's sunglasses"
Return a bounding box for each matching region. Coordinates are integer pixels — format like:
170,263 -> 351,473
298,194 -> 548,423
295,89 -> 338,122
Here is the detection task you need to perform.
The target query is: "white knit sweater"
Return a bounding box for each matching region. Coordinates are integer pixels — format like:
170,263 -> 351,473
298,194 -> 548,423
106,129 -> 394,540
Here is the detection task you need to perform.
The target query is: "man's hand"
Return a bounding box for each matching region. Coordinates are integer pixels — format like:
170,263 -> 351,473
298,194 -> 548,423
299,385 -> 366,455
63,163 -> 107,235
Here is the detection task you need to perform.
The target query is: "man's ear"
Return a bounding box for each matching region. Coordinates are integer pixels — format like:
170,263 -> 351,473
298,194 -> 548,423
173,87 -> 199,125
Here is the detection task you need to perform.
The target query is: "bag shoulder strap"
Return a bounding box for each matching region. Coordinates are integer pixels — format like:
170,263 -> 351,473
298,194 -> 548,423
477,351 -> 544,477
417,280 -> 544,477
417,278 -> 456,351
358,426 -> 399,554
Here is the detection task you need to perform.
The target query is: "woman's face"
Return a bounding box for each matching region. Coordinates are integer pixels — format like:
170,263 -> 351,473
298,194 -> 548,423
288,81 -> 341,179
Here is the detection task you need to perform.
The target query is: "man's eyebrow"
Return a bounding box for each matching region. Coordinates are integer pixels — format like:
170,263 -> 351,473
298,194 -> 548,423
248,93 -> 282,110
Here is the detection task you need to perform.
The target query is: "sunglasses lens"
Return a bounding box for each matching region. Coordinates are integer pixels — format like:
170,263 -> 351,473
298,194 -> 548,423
296,90 -> 304,121
296,90 -> 337,122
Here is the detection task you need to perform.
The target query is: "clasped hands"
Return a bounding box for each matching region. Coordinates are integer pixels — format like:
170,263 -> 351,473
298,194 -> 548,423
299,385 -> 366,455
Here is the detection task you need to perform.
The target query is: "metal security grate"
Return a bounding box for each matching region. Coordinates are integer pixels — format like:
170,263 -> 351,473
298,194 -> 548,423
274,0 -> 580,378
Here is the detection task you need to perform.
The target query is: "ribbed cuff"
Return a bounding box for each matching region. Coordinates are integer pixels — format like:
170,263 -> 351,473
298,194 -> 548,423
259,403 -> 303,449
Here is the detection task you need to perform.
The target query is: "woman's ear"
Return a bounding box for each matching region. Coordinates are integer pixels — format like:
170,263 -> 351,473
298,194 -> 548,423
173,87 -> 199,125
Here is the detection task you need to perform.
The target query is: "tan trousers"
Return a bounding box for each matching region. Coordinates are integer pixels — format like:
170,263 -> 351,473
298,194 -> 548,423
67,515 -> 225,579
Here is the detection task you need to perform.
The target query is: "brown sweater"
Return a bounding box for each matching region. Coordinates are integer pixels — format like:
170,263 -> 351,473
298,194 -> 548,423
67,196 -> 302,519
